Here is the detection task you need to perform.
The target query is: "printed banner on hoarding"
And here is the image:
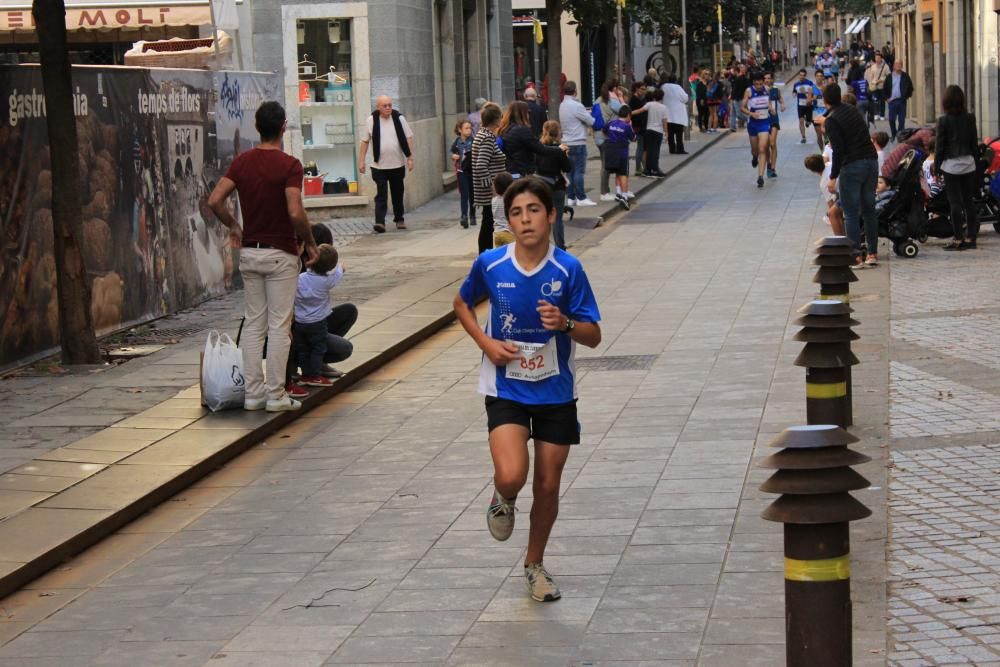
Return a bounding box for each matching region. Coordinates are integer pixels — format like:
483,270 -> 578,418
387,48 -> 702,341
0,6 -> 211,32
0,65 -> 280,368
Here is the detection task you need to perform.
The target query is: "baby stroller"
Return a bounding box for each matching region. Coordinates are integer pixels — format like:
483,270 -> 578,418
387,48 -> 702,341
924,143 -> 1000,237
878,149 -> 928,258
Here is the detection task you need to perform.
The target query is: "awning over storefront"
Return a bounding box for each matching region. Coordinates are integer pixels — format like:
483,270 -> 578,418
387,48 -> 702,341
844,18 -> 861,34
846,16 -> 870,34
0,1 -> 211,32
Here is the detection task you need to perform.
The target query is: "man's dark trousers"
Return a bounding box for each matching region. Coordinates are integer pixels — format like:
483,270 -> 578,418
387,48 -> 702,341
887,98 -> 907,139
371,166 -> 405,224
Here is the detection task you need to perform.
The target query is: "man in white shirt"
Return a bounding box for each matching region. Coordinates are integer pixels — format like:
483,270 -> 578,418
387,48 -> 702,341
358,96 -> 415,233
558,81 -> 596,206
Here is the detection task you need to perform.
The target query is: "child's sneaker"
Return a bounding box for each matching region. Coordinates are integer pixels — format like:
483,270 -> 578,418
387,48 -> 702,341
299,375 -> 333,387
599,193 -> 616,202
486,490 -> 516,541
615,193 -> 630,210
524,563 -> 561,602
624,191 -> 635,199
285,381 -> 309,398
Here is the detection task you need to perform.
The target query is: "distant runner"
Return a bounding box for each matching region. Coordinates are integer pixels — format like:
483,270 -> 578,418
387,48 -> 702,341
741,70 -> 776,188
793,68 -> 816,144
764,71 -> 786,179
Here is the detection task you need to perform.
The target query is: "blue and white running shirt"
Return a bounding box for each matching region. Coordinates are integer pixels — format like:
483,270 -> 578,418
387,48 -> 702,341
459,244 -> 601,405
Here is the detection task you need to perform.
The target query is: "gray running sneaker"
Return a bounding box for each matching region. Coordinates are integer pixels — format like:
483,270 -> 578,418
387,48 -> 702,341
486,490 -> 516,541
525,563 -> 561,602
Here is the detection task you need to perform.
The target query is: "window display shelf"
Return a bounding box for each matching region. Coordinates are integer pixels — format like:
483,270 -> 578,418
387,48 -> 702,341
300,100 -> 354,107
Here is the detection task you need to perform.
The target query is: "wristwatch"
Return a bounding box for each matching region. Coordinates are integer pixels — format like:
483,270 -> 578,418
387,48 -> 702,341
563,317 -> 575,333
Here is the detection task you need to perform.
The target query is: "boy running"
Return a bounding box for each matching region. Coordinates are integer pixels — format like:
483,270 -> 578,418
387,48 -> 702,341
763,72 -> 786,179
453,176 -> 602,603
793,69 -> 816,144
741,70 -> 775,188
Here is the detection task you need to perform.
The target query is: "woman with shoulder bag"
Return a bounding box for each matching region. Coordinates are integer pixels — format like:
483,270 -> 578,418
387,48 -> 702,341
935,85 -> 981,250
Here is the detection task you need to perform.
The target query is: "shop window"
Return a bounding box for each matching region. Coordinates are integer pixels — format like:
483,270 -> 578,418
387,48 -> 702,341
297,18 -> 357,198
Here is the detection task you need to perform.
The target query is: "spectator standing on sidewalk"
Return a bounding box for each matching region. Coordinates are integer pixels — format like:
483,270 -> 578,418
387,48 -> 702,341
642,89 -> 668,177
593,82 -> 619,202
661,74 -> 690,154
865,52 -> 890,120
523,87 -> 547,137
935,85 -> 981,251
558,81 -> 596,207
694,70 -> 710,133
358,95 -> 415,234
473,102 -> 507,254
208,101 -> 318,413
730,64 -> 750,130
468,97 -> 487,135
451,120 -> 476,229
628,81 -> 650,174
823,83 -> 880,268
536,120 -> 573,250
499,101 -> 566,178
883,61 -> 914,142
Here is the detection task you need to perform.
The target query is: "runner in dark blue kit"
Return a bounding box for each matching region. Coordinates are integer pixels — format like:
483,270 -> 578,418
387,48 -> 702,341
793,69 -> 816,144
741,71 -> 775,188
453,176 -> 602,603
764,71 -> 786,179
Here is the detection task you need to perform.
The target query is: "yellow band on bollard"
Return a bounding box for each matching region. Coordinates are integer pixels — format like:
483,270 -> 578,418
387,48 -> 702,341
805,381 -> 848,399
820,293 -> 850,303
785,555 -> 851,581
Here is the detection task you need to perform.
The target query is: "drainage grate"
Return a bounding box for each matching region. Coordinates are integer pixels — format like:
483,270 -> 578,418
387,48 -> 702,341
120,325 -> 207,343
575,354 -> 659,371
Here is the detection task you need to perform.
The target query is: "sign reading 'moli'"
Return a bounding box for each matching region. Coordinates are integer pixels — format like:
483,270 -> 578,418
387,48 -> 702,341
1,6 -> 210,31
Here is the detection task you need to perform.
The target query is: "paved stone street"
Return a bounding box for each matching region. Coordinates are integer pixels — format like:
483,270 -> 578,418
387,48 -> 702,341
0,104 -> 998,665
887,233 -> 1000,666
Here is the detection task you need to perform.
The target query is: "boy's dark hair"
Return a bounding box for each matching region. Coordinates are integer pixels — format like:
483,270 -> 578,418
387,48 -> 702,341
493,172 -> 514,196
617,104 -> 631,118
823,82 -> 842,107
803,154 -> 826,174
503,175 -> 554,218
311,223 -> 333,246
652,88 -> 665,101
871,131 -> 889,149
311,243 -> 339,276
255,101 -> 286,141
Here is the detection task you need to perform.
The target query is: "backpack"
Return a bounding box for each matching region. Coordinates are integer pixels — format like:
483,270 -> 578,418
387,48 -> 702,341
590,103 -> 605,131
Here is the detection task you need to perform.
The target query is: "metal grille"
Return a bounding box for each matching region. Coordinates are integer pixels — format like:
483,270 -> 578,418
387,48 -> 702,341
122,325 -> 207,343
575,355 -> 659,371
622,201 -> 704,224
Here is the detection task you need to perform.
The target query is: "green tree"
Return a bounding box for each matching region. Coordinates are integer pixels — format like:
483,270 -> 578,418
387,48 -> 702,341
33,0 -> 101,364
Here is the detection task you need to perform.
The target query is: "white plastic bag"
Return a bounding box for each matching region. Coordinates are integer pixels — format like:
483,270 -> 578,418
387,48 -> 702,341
200,331 -> 245,412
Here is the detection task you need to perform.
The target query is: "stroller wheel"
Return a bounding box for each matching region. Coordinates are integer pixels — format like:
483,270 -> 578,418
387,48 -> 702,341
918,234 -> 928,243
900,241 -> 919,258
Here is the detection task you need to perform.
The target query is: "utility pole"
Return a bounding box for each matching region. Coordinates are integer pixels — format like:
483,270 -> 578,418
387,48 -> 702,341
717,3 -> 723,71
681,0 -> 689,140
616,0 -> 625,81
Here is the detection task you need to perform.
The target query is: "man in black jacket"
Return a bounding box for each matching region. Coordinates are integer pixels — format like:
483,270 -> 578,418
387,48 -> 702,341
883,60 -> 914,142
824,83 -> 880,267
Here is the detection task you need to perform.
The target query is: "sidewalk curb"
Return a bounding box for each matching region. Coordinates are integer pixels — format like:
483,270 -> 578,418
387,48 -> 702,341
0,291 -> 462,600
0,132 -> 726,600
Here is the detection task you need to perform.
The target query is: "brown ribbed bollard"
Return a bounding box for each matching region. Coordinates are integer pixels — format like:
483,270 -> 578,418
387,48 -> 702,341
759,425 -> 872,667
793,300 -> 859,427
813,236 -> 858,304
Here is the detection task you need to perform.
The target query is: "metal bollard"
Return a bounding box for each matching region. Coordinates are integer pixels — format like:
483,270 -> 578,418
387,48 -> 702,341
759,424 -> 871,667
793,301 -> 859,428
813,236 -> 857,304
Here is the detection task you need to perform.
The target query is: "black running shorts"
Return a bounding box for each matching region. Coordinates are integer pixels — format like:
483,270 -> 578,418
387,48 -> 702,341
797,105 -> 813,125
485,397 -> 580,445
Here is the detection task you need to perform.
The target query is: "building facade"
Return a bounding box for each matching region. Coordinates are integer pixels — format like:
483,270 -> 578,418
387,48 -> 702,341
245,0 -> 514,214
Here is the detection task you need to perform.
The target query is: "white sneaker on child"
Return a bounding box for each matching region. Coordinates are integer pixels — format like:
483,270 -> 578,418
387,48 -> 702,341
599,193 -> 616,202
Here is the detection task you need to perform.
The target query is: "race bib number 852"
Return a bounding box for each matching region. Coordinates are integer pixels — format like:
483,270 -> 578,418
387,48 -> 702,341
505,339 -> 559,382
